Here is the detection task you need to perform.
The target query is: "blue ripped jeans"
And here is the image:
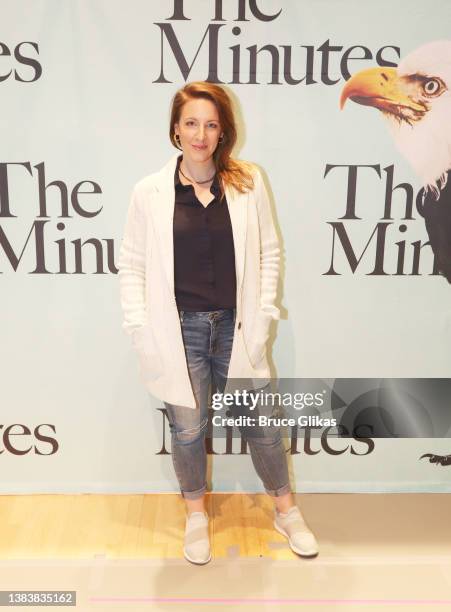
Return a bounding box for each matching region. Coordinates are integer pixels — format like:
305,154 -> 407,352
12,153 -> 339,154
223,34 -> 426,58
163,308 -> 291,500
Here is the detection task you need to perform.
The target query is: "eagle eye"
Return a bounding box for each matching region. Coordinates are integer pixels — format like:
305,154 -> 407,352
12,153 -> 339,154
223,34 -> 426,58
422,78 -> 442,97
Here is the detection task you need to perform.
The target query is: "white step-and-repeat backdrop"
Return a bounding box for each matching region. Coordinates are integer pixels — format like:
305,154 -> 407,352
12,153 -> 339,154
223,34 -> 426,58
2,0 -> 451,493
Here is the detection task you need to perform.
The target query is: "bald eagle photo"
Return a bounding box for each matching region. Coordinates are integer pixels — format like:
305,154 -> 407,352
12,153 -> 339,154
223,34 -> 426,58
340,40 -> 451,283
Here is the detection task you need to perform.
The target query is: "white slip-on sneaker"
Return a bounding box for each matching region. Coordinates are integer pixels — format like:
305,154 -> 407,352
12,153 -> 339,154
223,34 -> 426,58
274,506 -> 319,557
183,511 -> 211,565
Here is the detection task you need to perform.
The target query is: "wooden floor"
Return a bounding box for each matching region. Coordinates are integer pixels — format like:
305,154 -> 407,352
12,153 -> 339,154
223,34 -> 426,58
1,492 -> 451,560
1,493 -> 450,611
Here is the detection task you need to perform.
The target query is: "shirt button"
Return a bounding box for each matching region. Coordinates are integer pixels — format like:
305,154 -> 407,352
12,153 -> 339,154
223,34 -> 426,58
238,322 -> 241,329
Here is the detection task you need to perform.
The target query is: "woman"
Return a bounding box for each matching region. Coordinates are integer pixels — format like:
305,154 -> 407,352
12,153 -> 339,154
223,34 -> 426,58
118,81 -> 318,565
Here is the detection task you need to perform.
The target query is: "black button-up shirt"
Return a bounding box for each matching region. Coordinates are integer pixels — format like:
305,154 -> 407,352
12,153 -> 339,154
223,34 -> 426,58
173,155 -> 237,312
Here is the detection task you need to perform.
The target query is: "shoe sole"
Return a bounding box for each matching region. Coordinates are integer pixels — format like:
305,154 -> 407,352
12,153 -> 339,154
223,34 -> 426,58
273,520 -> 319,557
183,547 -> 212,565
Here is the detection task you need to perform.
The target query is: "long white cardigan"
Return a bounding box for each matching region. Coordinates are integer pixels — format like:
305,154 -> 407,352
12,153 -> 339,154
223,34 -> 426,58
118,153 -> 280,409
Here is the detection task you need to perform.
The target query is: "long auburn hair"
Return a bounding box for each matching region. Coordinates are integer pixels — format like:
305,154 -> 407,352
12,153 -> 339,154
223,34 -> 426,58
169,81 -> 255,202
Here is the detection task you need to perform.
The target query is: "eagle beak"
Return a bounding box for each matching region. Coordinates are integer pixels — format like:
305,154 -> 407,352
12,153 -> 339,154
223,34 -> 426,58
340,66 -> 425,114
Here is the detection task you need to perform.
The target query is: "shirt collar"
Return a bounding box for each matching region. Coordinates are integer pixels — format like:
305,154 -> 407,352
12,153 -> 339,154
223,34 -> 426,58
174,154 -> 220,195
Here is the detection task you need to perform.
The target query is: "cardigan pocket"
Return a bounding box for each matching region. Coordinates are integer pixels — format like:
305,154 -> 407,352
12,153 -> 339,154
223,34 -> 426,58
132,324 -> 163,381
246,310 -> 272,368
